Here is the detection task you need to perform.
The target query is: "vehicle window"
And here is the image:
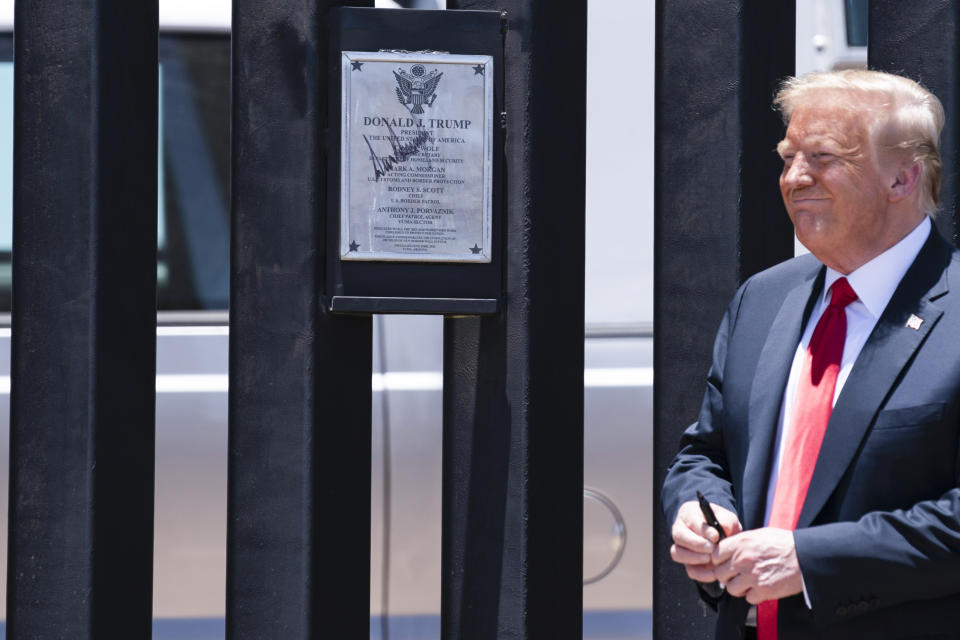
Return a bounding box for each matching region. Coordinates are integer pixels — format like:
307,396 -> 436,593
0,36 -> 11,311
158,34 -> 230,311
0,33 -> 230,314
845,0 -> 868,48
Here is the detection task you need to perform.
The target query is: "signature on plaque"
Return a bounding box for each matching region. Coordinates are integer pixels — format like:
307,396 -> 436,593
362,122 -> 433,181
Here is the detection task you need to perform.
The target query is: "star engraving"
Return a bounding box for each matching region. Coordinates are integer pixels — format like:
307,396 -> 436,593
470,244 -> 482,254
349,240 -> 360,252
472,64 -> 485,76
351,60 -> 364,71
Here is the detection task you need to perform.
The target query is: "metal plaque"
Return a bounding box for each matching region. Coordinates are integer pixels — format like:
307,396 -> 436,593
340,51 -> 493,262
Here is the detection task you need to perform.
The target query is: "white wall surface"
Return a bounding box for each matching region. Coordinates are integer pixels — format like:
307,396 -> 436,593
586,0 -> 654,327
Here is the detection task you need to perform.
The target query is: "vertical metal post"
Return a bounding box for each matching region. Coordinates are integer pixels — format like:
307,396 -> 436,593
442,1 -> 586,638
228,0 -> 373,638
653,1 -> 795,638
869,0 -> 960,244
8,1 -> 158,638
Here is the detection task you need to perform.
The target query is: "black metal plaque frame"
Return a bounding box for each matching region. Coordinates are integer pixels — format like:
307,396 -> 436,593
326,7 -> 504,315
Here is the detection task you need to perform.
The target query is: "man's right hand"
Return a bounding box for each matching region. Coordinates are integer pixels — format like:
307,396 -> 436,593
670,500 -> 742,583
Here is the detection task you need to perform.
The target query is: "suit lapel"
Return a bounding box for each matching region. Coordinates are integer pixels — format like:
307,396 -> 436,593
741,266 -> 823,530
796,230 -> 952,528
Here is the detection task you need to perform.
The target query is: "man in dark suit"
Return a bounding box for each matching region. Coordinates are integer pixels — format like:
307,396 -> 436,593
663,69 -> 960,639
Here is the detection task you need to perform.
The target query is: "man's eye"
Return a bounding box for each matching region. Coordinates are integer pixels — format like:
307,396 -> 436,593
812,152 -> 834,160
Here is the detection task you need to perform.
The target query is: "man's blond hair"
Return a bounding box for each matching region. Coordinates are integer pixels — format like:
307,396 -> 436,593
774,70 -> 945,216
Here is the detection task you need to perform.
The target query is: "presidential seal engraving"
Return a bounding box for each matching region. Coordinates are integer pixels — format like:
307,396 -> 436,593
394,64 -> 443,115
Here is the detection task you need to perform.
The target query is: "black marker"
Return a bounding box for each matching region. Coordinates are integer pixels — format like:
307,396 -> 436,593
697,491 -> 726,540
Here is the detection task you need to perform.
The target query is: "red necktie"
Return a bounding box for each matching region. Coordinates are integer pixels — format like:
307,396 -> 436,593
757,277 -> 857,640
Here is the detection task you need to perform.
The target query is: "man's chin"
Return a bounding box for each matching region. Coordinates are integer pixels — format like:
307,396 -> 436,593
791,226 -> 833,259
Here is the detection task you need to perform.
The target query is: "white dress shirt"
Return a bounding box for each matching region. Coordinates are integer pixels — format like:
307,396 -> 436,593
746,216 -> 930,620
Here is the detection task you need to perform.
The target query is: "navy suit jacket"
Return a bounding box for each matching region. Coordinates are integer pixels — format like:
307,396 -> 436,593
663,228 -> 960,639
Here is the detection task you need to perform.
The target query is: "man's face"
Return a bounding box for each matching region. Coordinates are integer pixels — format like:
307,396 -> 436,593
777,95 -> 909,273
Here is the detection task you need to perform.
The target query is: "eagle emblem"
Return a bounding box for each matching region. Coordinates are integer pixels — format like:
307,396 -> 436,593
394,64 -> 443,115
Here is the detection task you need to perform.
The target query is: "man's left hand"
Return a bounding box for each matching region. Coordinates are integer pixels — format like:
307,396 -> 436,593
711,527 -> 804,604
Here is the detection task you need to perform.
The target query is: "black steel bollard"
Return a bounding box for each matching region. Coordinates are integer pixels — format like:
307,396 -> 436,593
8,1 -> 158,638
442,1 -> 587,638
653,1 -> 795,638
228,0 -> 374,638
869,0 -> 960,244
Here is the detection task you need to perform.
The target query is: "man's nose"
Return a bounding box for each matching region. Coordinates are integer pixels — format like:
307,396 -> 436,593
783,154 -> 814,187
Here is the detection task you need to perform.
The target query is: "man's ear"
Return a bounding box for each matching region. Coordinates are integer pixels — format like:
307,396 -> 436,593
889,160 -> 922,203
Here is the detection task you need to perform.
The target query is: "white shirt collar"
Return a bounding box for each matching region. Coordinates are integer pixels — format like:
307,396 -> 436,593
822,216 -> 931,318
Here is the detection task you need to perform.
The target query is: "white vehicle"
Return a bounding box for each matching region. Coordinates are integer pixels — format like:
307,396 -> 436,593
0,1 -> 865,639
796,0 -> 868,74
